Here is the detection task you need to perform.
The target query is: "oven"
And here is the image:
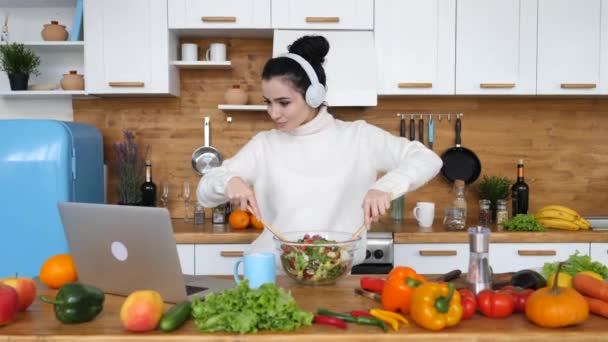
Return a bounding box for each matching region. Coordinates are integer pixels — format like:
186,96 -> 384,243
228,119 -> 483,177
351,232 -> 394,274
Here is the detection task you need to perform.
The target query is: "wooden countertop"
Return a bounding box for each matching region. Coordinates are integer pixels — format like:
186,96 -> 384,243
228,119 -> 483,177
173,218 -> 608,244
3,275 -> 608,341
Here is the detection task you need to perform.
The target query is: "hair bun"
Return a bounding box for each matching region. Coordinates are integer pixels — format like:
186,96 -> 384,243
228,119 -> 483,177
287,35 -> 330,65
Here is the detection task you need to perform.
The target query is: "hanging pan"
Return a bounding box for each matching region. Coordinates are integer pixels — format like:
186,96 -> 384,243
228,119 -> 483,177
440,115 -> 481,184
191,116 -> 222,175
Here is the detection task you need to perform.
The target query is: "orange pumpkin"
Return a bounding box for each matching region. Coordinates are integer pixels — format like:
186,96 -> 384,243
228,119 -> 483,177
525,262 -> 589,328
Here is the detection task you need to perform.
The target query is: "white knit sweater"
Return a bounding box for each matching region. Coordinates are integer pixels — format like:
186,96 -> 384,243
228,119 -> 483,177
197,107 -> 442,263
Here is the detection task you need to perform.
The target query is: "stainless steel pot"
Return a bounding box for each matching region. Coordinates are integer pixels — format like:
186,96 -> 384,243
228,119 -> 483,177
191,116 -> 222,175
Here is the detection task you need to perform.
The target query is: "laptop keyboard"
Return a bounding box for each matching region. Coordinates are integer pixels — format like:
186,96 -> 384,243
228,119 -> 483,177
186,285 -> 208,296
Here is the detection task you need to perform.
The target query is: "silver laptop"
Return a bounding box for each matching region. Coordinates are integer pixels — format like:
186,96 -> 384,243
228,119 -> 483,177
58,202 -> 234,303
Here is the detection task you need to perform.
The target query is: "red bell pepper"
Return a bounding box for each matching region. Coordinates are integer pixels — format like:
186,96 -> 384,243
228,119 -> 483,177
476,289 -> 515,318
314,315 -> 348,329
458,289 -> 477,320
360,277 -> 385,294
501,285 -> 534,313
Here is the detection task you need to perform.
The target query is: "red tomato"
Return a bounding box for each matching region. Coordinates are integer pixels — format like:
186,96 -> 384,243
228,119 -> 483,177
360,277 -> 385,293
501,285 -> 534,313
476,289 -> 515,318
459,289 -> 477,320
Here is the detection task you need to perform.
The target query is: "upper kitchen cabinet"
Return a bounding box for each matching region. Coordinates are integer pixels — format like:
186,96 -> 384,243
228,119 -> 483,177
537,0 -> 608,95
273,30 -> 377,106
168,0 -> 271,29
272,0 -> 373,30
455,0 -> 537,95
375,0 -> 456,95
84,0 -> 178,95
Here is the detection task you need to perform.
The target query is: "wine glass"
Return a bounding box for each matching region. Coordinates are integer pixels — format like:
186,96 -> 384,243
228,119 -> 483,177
182,181 -> 192,222
160,181 -> 169,208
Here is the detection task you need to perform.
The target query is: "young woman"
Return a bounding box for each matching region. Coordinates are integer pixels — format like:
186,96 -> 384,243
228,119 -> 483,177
197,35 -> 442,263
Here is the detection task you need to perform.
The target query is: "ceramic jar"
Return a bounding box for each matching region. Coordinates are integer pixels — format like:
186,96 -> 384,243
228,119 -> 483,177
224,85 -> 248,105
60,70 -> 84,90
41,21 -> 68,41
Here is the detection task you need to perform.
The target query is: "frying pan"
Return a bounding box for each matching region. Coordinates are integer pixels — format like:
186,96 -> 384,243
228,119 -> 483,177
440,115 -> 481,184
191,116 -> 222,175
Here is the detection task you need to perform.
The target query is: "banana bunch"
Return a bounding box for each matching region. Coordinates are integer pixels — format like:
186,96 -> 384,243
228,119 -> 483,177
534,205 -> 590,231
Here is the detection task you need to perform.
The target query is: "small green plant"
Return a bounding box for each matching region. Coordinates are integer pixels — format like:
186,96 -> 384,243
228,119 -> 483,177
477,175 -> 511,205
0,43 -> 41,76
113,130 -> 149,205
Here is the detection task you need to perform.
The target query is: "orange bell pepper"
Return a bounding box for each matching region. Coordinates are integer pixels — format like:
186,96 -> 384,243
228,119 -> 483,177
410,282 -> 463,331
381,266 -> 426,314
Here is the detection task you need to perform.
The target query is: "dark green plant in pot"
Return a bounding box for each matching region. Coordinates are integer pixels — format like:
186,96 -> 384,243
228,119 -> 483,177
113,130 -> 149,205
0,43 -> 41,90
477,175 -> 511,220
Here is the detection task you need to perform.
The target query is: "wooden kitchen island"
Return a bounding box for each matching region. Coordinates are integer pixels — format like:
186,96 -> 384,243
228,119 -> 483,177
2,276 -> 608,341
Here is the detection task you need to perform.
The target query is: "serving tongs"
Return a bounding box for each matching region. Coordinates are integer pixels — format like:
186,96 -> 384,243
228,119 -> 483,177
247,205 -> 287,241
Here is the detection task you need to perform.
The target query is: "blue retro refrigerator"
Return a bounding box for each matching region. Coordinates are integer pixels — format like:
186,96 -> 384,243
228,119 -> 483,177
0,120 -> 104,277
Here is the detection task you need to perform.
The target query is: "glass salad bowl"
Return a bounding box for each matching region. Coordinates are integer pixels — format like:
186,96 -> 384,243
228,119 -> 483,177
273,231 -> 362,286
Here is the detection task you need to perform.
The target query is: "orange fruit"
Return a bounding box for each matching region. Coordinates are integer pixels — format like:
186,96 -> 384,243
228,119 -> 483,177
250,214 -> 264,229
229,210 -> 251,229
39,254 -> 78,289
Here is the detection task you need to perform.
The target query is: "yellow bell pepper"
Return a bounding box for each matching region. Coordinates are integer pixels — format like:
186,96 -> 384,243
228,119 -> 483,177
410,282 -> 463,331
370,310 -> 400,331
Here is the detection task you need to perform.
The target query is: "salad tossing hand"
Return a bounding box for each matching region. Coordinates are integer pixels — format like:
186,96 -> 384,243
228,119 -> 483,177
362,189 -> 392,228
225,176 -> 261,218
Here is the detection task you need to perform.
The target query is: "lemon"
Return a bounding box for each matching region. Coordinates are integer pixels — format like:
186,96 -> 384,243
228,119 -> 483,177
547,272 -> 573,288
577,271 -> 604,281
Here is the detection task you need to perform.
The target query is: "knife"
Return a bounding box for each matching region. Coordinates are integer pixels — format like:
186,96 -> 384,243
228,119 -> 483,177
418,114 -> 424,144
428,114 -> 434,150
409,114 -> 415,141
399,114 -> 406,138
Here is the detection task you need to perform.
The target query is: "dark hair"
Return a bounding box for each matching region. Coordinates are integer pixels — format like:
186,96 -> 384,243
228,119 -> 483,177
261,35 -> 329,98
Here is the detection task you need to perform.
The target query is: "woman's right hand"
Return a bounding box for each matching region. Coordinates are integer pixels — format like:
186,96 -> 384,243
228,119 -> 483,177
225,176 -> 261,218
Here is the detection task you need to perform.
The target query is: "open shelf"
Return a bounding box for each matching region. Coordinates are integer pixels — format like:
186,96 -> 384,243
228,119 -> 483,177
0,0 -> 76,7
218,104 -> 267,111
18,41 -> 85,52
172,61 -> 232,69
0,90 -> 87,97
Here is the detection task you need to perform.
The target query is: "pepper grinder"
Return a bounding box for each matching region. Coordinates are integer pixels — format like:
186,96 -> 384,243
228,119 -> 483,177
466,226 -> 492,294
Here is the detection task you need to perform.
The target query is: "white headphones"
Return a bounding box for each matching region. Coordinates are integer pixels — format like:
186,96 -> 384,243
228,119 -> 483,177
280,53 -> 327,108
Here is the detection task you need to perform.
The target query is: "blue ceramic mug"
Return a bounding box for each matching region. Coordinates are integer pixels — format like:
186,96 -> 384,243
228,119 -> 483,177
233,252 -> 276,289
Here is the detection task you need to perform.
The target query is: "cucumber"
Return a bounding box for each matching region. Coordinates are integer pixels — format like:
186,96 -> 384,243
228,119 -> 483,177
159,301 -> 191,332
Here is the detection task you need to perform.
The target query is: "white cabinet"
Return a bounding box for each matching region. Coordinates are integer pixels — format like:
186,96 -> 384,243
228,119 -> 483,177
537,0 -> 607,94
272,0 -> 373,30
273,30 -> 377,107
177,244 -> 195,275
590,243 -> 608,266
455,0 -> 537,95
84,0 -> 178,95
194,244 -> 249,275
375,0 -> 456,95
394,244 -> 468,274
490,243 -> 589,273
168,0 -> 271,29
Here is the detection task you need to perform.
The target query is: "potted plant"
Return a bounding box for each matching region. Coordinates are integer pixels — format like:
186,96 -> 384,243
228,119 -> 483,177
113,130 -> 149,205
0,43 -> 41,90
477,175 -> 511,221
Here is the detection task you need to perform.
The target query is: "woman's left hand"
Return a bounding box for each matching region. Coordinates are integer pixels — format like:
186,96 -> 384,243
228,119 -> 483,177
362,189 -> 392,228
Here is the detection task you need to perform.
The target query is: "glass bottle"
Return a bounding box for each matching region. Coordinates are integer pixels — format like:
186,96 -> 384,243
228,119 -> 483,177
212,204 -> 226,224
390,196 -> 405,221
140,160 -> 157,207
194,204 -> 205,225
478,199 -> 491,227
496,199 -> 509,227
511,159 -> 529,215
453,179 -> 468,225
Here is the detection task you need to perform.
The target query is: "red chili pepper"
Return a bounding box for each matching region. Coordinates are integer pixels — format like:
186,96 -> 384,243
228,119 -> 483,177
314,314 -> 348,329
351,310 -> 374,318
458,289 -> 477,320
360,277 -> 385,293
501,285 -> 534,313
476,289 -> 515,318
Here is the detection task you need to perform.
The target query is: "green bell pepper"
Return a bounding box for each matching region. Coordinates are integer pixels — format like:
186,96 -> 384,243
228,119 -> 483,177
40,282 -> 105,324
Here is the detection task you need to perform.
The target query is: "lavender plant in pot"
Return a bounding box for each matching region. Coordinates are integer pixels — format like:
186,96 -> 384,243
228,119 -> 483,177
113,130 -> 149,205
0,43 -> 40,90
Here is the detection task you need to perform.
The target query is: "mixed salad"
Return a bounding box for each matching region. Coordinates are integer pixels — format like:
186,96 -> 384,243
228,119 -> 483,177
280,234 -> 351,284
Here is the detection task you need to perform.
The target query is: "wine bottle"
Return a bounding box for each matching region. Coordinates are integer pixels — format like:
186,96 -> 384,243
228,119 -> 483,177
511,159 -> 529,215
141,160 -> 157,207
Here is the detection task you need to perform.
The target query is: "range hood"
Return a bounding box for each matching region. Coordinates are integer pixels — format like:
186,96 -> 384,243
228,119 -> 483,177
272,30 -> 377,107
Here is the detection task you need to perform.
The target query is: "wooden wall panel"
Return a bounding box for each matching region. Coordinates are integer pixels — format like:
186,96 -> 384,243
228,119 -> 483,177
74,38 -> 608,222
